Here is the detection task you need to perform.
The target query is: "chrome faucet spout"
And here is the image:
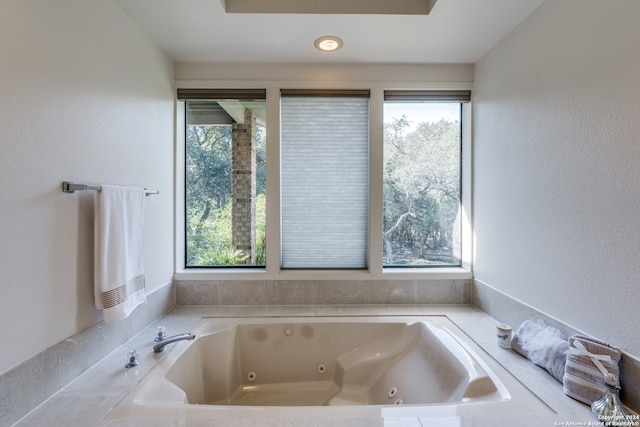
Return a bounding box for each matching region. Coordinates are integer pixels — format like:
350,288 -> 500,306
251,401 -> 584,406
153,333 -> 196,353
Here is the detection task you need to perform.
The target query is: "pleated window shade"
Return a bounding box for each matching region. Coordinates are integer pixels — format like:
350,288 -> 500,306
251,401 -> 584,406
280,93 -> 370,269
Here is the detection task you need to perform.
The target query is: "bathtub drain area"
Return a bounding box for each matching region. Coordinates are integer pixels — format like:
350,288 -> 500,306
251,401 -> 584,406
228,380 -> 340,406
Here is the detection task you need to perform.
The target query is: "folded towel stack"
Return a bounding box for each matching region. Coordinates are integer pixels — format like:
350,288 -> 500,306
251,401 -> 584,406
511,320 -> 568,383
562,335 -> 622,405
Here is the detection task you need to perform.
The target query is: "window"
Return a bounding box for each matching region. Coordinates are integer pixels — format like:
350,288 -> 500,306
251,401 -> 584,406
280,90 -> 370,268
178,87 -> 470,274
180,89 -> 266,267
383,90 -> 469,267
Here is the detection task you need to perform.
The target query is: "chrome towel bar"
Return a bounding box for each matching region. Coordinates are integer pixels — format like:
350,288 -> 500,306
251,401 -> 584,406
62,181 -> 159,196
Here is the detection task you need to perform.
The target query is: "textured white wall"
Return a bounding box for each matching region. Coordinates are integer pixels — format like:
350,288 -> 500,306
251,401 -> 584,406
0,0 -> 174,374
473,0 -> 640,355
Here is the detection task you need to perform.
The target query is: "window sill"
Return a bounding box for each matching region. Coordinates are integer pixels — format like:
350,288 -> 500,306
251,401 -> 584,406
173,267 -> 472,281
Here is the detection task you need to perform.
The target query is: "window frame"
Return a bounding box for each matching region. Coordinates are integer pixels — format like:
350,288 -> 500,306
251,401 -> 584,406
181,92 -> 267,268
175,83 -> 472,281
382,92 -> 468,268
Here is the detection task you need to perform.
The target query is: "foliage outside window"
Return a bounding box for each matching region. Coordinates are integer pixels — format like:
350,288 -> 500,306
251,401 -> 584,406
383,100 -> 462,266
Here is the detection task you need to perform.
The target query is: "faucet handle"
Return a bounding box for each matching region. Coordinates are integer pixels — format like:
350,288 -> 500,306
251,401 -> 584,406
125,349 -> 139,368
154,326 -> 167,342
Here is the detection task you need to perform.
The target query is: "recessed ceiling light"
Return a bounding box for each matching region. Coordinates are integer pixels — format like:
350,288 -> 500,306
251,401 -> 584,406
314,36 -> 343,52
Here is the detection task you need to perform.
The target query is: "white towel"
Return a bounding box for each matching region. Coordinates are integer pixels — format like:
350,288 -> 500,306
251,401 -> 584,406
94,184 -> 146,324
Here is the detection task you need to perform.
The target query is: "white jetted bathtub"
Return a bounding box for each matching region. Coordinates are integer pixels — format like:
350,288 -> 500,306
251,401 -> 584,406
108,316 -> 553,420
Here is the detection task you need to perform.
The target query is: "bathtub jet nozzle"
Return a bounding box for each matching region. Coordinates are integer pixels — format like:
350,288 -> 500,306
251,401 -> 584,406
153,333 -> 196,353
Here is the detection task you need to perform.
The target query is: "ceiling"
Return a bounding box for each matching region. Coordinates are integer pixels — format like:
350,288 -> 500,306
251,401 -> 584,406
113,0 -> 545,64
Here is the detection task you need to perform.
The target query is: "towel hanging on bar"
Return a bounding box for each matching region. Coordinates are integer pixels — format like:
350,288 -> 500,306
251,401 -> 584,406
62,181 -> 159,196
94,184 -> 147,323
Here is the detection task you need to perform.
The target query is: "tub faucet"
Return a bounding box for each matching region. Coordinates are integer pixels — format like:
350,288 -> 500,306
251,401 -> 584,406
153,333 -> 196,353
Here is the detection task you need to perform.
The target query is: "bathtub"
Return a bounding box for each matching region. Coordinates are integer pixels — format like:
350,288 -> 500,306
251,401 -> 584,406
108,316 -> 553,420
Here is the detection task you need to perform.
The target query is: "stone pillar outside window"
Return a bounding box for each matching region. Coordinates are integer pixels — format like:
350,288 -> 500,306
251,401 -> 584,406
231,109 -> 256,264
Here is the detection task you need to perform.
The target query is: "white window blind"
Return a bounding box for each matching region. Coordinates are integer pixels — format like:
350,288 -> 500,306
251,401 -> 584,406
280,92 -> 370,268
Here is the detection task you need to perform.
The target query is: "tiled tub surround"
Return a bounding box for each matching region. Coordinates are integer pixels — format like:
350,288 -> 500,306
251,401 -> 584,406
175,279 -> 472,306
14,305 -> 608,427
5,278 -> 639,426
